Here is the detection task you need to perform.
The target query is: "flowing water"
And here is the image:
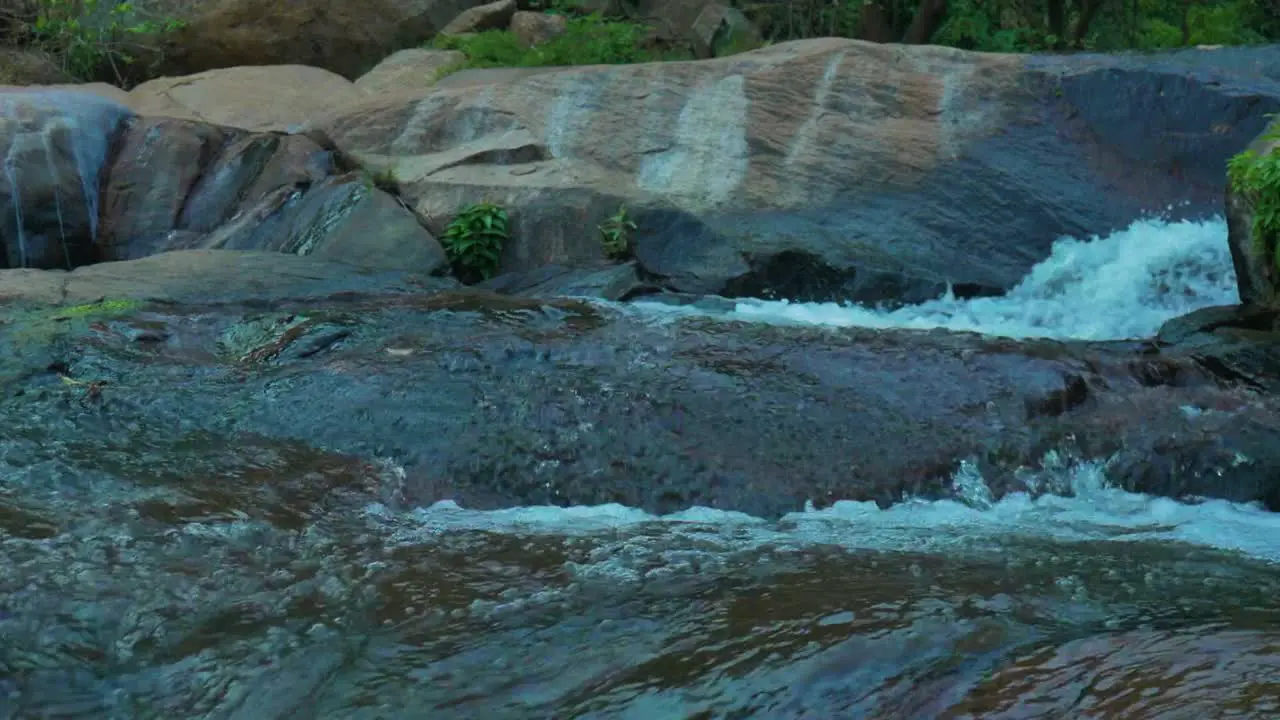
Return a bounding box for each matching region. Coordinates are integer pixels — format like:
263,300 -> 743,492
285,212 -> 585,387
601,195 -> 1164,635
0,90 -> 129,269
4,216 -> 1280,719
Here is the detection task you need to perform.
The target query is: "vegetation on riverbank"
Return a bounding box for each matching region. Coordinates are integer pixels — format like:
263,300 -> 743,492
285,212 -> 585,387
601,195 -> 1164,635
431,13 -> 687,77
1,0 -> 1277,87
1228,121 -> 1280,268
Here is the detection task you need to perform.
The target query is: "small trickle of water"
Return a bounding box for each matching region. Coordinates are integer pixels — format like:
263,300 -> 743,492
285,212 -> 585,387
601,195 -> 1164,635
0,90 -> 132,268
638,216 -> 1239,341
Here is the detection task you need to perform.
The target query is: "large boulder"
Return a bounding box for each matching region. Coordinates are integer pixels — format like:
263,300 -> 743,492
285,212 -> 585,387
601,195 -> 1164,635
96,116 -> 449,274
150,0 -> 497,80
314,39 -> 1280,305
129,66 -> 367,133
1225,117 -> 1280,306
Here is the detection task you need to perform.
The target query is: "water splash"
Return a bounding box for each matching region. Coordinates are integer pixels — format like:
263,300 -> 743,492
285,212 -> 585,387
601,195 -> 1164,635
0,89 -> 133,268
636,216 -> 1239,341
375,453 -> 1280,565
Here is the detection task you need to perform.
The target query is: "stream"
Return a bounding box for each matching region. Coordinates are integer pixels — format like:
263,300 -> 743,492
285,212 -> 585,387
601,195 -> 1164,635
2,216 -> 1279,719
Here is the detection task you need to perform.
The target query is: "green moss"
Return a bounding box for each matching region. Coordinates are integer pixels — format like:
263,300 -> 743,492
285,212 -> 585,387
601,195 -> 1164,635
1227,120 -> 1280,271
0,297 -> 146,385
430,13 -> 692,80
52,297 -> 144,319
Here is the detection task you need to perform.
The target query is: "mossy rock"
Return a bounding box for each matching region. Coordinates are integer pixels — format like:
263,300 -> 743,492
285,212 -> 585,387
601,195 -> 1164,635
1226,119 -> 1280,306
0,298 -> 146,388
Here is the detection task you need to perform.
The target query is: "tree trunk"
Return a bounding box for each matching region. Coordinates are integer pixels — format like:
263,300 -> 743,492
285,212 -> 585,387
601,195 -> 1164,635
855,1 -> 896,42
1046,0 -> 1067,48
1071,0 -> 1106,48
902,0 -> 948,43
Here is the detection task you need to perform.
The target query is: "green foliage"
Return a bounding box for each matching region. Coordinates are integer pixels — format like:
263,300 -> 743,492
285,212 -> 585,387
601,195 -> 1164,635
441,203 -> 509,282
599,206 -> 638,261
1227,122 -> 1280,271
749,0 -> 1278,52
30,0 -> 184,84
431,12 -> 689,77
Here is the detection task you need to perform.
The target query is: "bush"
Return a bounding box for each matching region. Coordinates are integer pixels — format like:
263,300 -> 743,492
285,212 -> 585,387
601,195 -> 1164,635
22,0 -> 183,84
599,206 -> 637,261
1228,121 -> 1280,269
431,12 -> 689,76
441,202 -> 509,283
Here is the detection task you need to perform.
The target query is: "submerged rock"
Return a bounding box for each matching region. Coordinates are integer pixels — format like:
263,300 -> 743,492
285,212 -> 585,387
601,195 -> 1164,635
2,253 -> 1279,518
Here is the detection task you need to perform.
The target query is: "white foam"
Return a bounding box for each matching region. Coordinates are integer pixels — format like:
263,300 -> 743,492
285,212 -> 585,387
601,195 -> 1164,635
639,216 -> 1239,341
371,457 -> 1280,565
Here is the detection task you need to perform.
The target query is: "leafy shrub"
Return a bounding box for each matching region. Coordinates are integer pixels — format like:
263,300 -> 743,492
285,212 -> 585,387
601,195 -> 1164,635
441,202 -> 509,282
1227,121 -> 1280,270
30,0 -> 184,84
599,206 -> 638,261
431,13 -> 689,77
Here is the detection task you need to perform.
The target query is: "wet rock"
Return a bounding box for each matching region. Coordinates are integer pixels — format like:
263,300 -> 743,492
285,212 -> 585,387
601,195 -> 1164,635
96,117 -> 449,274
0,90 -> 133,269
477,262 -> 659,300
2,254 -> 1279,517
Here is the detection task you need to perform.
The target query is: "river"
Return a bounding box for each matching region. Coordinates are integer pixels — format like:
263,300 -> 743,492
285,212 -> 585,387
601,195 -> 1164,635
3,216 -> 1279,719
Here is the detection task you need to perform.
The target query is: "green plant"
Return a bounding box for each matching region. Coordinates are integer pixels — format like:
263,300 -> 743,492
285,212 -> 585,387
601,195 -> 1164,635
441,202 -> 509,282
599,205 -> 638,260
1227,120 -> 1280,271
31,0 -> 184,84
430,13 -> 690,78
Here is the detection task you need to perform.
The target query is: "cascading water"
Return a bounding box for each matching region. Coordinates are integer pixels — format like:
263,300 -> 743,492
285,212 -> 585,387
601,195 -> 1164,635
0,89 -> 132,269
636,215 -> 1240,340
2,215 -> 1278,718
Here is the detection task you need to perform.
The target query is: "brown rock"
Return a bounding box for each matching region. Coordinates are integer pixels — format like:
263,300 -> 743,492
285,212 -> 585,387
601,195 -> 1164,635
130,66 -> 365,133
509,11 -> 568,48
1226,118 -> 1280,306
439,0 -> 517,35
323,39 -> 1021,285
0,49 -> 71,86
355,49 -> 468,97
317,39 -> 1275,305
157,0 -> 499,80
690,3 -> 760,57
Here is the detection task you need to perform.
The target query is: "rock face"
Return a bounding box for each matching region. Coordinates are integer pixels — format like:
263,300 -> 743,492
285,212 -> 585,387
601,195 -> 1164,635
319,39 -> 1280,305
0,90 -> 131,269
0,91 -> 448,275
2,256 -> 1279,516
96,116 -> 449,273
1225,118 -> 1280,306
